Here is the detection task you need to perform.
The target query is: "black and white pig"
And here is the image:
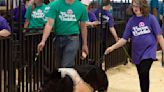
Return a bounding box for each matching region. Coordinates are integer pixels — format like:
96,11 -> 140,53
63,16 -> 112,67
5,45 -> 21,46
41,64 -> 108,92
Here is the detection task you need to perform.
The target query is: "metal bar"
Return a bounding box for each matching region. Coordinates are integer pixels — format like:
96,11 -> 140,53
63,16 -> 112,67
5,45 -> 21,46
162,52 -> 164,67
0,39 -> 3,92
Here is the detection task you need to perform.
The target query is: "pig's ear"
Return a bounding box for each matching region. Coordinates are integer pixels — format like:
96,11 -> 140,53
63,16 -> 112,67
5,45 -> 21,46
51,68 -> 61,79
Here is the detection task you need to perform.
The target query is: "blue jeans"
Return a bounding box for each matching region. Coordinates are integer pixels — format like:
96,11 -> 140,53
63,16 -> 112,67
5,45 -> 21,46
53,35 -> 79,68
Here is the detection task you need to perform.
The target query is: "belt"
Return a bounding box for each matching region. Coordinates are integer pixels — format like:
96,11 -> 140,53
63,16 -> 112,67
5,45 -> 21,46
56,34 -> 79,37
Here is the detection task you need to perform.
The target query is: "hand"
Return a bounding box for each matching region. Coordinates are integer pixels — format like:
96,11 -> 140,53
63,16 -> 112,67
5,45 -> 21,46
86,22 -> 94,27
23,30 -> 26,33
95,21 -> 101,24
104,47 -> 114,55
37,41 -> 45,54
82,44 -> 88,56
103,6 -> 108,10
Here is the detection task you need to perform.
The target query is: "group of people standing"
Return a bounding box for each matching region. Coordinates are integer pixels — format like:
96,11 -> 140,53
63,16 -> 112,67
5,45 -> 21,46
19,0 -> 119,68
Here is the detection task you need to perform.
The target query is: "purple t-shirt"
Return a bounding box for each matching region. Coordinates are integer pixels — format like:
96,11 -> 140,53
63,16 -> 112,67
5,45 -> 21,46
88,11 -> 97,22
13,5 -> 26,23
123,14 -> 162,64
93,9 -> 114,28
0,16 -> 11,32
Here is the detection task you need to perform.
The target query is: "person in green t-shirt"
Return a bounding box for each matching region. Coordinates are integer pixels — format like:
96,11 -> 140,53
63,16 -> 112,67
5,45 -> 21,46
37,0 -> 88,68
24,0 -> 47,32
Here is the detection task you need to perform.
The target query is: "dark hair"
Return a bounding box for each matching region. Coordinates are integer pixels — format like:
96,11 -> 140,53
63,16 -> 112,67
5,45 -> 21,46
44,0 -> 50,4
127,0 -> 149,16
31,0 -> 43,11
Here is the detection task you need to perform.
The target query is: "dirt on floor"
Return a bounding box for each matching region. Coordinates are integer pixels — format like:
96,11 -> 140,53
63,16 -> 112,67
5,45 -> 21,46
106,51 -> 164,92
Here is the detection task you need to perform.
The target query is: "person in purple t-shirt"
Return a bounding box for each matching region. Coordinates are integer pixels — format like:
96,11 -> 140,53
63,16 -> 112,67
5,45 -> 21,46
87,11 -> 100,27
0,16 -> 11,37
81,0 -> 100,27
93,5 -> 119,58
94,9 -> 118,41
105,0 -> 164,92
13,3 -> 26,23
13,0 -> 26,23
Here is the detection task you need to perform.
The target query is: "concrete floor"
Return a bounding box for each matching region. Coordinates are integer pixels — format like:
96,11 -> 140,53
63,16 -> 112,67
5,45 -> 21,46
106,51 -> 164,92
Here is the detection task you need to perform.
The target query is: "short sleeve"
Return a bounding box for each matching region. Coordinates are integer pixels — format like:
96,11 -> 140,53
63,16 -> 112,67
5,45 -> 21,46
0,18 -> 11,32
106,11 -> 114,27
149,15 -> 162,35
88,12 -> 97,22
79,5 -> 88,22
46,2 -> 58,20
122,18 -> 133,40
25,4 -> 32,19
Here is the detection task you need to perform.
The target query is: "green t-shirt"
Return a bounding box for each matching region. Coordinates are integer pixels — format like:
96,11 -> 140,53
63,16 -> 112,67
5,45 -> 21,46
44,1 -> 55,21
25,3 -> 47,32
46,0 -> 88,35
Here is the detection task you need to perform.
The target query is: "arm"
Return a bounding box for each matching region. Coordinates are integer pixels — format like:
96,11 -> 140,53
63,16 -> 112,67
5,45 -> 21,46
104,38 -> 127,55
41,18 -> 54,43
0,29 -> 11,37
80,21 -> 88,55
0,17 -> 11,37
106,11 -> 119,41
23,19 -> 29,32
109,27 -> 119,42
87,12 -> 100,27
90,21 -> 100,26
37,18 -> 54,53
157,35 -> 164,52
86,21 -> 100,27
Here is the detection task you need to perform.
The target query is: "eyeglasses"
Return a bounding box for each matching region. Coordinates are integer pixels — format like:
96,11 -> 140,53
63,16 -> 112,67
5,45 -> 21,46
131,4 -> 140,8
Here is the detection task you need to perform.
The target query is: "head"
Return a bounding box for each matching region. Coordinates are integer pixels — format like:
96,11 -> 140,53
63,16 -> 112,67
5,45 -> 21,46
41,67 -> 74,92
31,0 -> 43,10
127,0 -> 149,16
42,67 -> 61,85
88,1 -> 98,11
33,0 -> 43,4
